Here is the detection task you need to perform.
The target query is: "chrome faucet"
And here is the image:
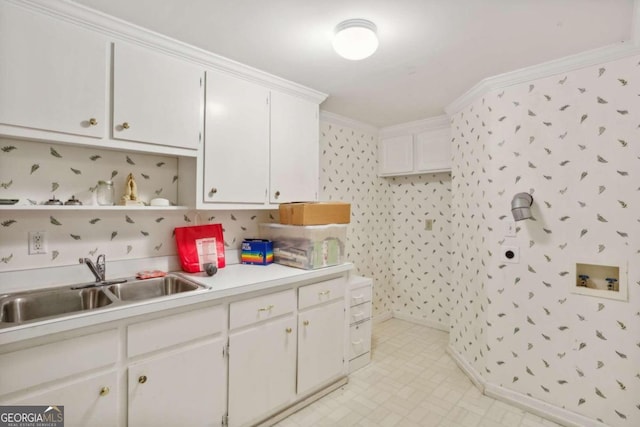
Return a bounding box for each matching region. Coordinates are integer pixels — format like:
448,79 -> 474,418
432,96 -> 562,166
80,254 -> 106,282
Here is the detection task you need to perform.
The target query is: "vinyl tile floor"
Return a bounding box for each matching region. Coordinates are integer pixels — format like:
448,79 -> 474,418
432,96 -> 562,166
276,318 -> 561,427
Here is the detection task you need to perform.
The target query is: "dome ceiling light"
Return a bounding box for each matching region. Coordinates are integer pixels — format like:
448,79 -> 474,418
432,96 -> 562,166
332,19 -> 378,60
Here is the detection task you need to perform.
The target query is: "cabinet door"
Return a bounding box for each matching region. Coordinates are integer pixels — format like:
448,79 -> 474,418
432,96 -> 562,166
379,135 -> 413,175
0,2 -> 107,138
203,70 -> 269,203
113,42 -> 203,149
414,127 -> 451,172
4,371 -> 118,427
128,339 -> 225,427
297,299 -> 346,395
270,91 -> 319,203
228,316 -> 296,427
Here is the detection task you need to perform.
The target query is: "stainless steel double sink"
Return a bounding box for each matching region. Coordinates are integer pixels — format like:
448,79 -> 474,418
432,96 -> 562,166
0,275 -> 206,327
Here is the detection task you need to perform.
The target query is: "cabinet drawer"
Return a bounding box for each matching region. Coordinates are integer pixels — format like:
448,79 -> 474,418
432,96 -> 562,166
0,329 -> 118,396
128,305 -> 225,358
230,290 -> 296,330
350,285 -> 372,307
349,320 -> 371,360
298,277 -> 346,310
349,302 -> 372,325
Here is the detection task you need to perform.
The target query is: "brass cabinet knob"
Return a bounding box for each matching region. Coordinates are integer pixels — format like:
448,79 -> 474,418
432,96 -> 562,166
122,122 -> 130,129
274,190 -> 281,199
209,188 -> 218,196
138,375 -> 147,384
303,320 -> 310,326
286,327 -> 292,334
89,118 -> 98,126
99,386 -> 110,396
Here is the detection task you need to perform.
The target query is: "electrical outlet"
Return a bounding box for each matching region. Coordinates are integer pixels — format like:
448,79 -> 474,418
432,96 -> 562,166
500,245 -> 519,263
28,231 -> 48,255
425,218 -> 433,231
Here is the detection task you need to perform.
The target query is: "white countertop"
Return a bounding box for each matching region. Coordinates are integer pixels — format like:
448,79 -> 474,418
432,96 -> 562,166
0,262 -> 353,346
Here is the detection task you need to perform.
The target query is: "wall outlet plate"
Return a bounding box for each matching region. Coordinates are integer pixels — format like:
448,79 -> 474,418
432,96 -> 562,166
28,231 -> 48,255
425,218 -> 433,231
500,245 -> 519,263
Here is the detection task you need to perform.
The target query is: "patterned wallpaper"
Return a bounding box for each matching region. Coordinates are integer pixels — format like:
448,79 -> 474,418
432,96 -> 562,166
0,138 -> 273,272
318,120 -> 393,317
450,54 -> 640,426
389,173 -> 452,328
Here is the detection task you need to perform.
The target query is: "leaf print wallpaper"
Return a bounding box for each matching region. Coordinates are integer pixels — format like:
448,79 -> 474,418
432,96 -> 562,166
0,138 -> 274,272
450,54 -> 640,426
319,119 -> 393,317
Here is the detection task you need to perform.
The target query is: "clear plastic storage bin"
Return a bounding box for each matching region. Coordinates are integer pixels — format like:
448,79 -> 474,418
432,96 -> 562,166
259,223 -> 347,270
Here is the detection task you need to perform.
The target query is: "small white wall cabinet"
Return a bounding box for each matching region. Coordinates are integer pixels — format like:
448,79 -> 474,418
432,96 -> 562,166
378,135 -> 414,175
297,278 -> 346,395
113,42 -> 204,150
0,1 -> 107,139
348,276 -> 373,372
270,90 -> 320,203
227,290 -> 297,427
378,116 -> 451,176
128,340 -> 225,427
202,69 -> 270,204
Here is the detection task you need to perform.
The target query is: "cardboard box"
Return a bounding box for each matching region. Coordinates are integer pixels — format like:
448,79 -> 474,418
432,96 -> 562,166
279,202 -> 350,225
259,223 -> 347,270
241,239 -> 273,265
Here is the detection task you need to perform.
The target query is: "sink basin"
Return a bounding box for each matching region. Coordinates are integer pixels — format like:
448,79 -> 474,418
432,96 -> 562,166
0,287 -> 113,323
108,275 -> 203,301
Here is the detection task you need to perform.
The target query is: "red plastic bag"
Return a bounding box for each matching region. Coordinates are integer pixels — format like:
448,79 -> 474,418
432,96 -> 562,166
174,224 -> 226,273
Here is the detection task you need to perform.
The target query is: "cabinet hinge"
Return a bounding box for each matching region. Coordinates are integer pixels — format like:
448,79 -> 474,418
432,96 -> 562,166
200,77 -> 203,87
222,414 -> 228,427
223,340 -> 229,358
199,131 -> 202,143
266,97 -> 269,105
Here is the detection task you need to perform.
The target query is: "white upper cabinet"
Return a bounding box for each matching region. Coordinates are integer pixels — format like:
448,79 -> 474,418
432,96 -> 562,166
203,70 -> 270,204
378,115 -> 451,176
0,1 -> 107,138
379,135 -> 414,175
414,127 -> 451,173
113,42 -> 204,150
270,91 -> 319,203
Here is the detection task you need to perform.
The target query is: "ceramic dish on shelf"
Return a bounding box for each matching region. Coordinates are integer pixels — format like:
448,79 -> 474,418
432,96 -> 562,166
0,199 -> 19,205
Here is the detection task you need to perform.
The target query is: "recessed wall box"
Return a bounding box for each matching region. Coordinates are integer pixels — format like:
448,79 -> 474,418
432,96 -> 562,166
572,261 -> 628,301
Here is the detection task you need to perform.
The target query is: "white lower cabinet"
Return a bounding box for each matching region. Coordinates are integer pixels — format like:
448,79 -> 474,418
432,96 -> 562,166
297,299 -> 345,395
6,371 -> 118,427
128,339 -> 225,427
227,291 -> 297,427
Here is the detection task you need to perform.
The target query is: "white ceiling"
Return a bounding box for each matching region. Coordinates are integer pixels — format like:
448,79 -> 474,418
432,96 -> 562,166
73,0 -> 634,127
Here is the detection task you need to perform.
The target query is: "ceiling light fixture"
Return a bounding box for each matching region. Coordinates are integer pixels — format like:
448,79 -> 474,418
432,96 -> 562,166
333,19 -> 378,60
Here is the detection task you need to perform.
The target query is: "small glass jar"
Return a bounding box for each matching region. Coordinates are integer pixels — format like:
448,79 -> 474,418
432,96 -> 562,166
96,180 -> 115,206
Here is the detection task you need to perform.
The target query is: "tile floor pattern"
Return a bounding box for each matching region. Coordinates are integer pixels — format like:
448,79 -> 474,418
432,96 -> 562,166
276,319 -> 561,427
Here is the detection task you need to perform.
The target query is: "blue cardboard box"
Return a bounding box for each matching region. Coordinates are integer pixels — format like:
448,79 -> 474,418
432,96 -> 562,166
241,239 -> 274,265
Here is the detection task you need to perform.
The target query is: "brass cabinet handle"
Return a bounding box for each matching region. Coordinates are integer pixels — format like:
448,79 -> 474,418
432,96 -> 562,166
138,375 -> 147,384
99,386 -> 110,396
319,290 -> 330,296
303,320 -> 310,326
122,122 -> 130,129
89,118 -> 98,126
286,327 -> 292,334
209,188 -> 218,196
274,190 -> 281,199
258,304 -> 274,312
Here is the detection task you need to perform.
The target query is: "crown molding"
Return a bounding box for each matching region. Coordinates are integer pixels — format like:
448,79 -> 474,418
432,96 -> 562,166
10,0 -> 328,104
379,114 -> 449,139
319,111 -> 379,134
445,41 -> 640,116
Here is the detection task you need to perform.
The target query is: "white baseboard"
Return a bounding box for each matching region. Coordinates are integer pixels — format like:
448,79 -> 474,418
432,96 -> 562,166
446,345 -> 486,392
447,345 -> 607,427
372,311 -> 393,324
392,310 -> 449,332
